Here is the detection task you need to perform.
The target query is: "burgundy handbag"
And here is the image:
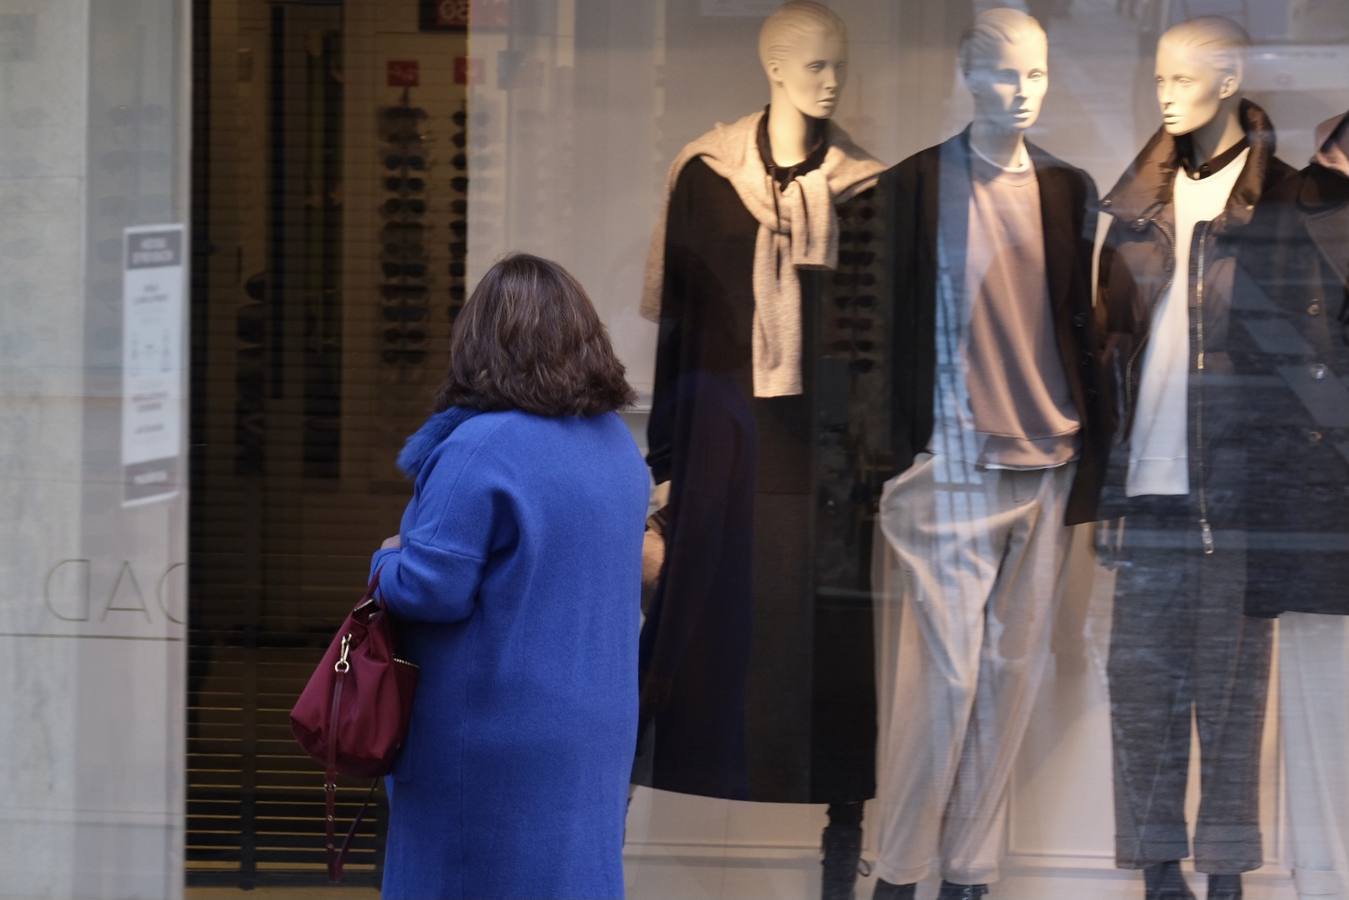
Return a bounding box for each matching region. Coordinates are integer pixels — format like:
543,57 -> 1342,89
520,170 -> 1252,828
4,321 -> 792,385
290,568 -> 418,881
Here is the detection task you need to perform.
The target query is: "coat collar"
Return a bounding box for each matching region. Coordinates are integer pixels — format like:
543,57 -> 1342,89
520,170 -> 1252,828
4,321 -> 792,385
397,406 -> 482,479
1103,98 -> 1278,232
1299,160 -> 1349,211
1299,163 -> 1349,286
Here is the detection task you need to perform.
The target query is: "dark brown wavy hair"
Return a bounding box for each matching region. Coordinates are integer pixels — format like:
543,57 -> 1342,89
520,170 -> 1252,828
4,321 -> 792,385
433,253 -> 636,416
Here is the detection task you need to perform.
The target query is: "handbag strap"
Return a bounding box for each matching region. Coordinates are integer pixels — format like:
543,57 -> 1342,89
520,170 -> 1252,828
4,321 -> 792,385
324,567 -> 389,882
352,567 -> 384,617
326,775 -> 378,883
324,655 -> 347,881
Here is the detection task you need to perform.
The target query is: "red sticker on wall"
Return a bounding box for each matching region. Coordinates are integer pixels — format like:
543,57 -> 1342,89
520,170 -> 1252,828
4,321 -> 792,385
386,60 -> 420,87
454,56 -> 483,86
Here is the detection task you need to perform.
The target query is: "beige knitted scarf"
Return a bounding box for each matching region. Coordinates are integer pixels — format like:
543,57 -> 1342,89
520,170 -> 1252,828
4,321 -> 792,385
641,110 -> 884,397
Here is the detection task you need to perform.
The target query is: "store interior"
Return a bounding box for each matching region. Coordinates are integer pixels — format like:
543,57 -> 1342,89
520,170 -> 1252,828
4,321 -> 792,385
184,0 -> 1348,896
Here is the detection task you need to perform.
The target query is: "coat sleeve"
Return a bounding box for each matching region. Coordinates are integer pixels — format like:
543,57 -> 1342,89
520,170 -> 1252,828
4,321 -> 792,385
369,422 -> 512,624
645,162 -> 696,486
1094,214 -> 1142,444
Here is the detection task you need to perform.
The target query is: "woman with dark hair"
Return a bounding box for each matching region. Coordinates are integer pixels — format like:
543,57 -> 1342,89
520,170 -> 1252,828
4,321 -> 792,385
369,253 -> 649,900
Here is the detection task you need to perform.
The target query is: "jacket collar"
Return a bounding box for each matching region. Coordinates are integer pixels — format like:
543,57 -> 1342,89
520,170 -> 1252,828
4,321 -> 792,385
1103,98 -> 1278,232
397,406 -> 482,479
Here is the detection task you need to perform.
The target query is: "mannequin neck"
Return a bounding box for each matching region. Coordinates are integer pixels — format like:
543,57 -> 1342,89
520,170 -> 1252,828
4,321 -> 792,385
1185,97 -> 1246,167
968,120 -> 1028,170
765,96 -> 817,168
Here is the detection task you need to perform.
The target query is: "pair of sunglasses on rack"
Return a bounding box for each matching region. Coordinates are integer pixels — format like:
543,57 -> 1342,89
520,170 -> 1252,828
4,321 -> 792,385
382,305 -> 428,323
832,294 -> 877,310
383,348 -> 427,365
385,153 -> 427,171
839,249 -> 877,267
382,197 -> 427,216
830,339 -> 877,353
833,271 -> 877,288
383,222 -> 425,241
382,239 -> 427,260
383,127 -> 431,145
386,175 -> 425,192
383,261 -> 428,279
382,284 -> 428,301
384,327 -> 427,344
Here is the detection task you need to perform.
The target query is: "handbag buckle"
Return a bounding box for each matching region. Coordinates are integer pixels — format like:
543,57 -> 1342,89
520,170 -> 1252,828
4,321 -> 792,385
334,634 -> 352,674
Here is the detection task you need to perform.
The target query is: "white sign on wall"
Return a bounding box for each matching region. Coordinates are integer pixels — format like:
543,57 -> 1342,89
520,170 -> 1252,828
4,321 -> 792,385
121,224 -> 185,507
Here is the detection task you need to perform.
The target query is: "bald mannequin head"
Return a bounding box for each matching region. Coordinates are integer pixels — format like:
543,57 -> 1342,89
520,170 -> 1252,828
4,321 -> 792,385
758,1 -> 850,120
959,8 -> 1050,133
1155,16 -> 1250,135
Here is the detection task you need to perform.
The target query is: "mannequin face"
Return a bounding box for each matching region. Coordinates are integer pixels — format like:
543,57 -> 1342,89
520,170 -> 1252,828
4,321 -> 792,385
1155,38 -> 1239,136
964,33 -> 1049,132
766,29 -> 848,120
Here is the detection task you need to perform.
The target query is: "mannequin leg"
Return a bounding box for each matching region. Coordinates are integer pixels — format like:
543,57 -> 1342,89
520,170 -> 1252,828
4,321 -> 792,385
872,453 -> 1010,887
1144,860 -> 1196,899
1191,536 -> 1270,877
1281,613 -> 1349,899
1108,497 -> 1199,870
821,800 -> 866,900
939,463 -> 1077,885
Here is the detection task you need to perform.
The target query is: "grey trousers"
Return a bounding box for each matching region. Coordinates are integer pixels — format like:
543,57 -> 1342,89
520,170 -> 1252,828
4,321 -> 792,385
872,453 -> 1077,885
1106,495 -> 1272,874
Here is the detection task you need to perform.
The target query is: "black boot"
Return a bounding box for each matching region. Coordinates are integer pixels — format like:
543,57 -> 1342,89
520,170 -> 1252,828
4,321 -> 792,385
1144,861 -> 1196,899
1205,874 -> 1242,900
820,802 -> 865,900
872,880 -> 917,900
937,881 -> 989,899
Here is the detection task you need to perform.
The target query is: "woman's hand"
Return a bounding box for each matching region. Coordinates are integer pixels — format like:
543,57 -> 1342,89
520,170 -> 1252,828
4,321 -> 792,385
381,534 -> 401,550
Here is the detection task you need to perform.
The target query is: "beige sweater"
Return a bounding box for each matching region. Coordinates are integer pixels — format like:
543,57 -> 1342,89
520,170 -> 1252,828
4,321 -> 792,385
641,110 -> 884,397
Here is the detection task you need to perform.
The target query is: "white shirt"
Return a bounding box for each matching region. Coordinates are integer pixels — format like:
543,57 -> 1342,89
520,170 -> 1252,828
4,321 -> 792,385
1126,147 -> 1249,497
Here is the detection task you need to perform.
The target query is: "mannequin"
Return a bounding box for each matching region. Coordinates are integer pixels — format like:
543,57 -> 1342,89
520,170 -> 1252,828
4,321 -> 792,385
870,9 -> 1105,900
1241,109 -> 1349,899
637,4 -> 885,899
1094,16 -> 1294,900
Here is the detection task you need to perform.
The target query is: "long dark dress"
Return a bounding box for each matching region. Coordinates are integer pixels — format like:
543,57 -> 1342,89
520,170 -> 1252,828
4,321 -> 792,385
635,133 -> 887,803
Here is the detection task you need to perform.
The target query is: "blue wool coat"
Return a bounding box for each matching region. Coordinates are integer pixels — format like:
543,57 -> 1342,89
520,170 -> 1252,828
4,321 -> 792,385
369,408 -> 649,900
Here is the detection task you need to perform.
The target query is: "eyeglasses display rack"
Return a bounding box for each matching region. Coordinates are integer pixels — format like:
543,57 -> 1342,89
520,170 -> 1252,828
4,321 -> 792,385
378,89 -> 431,378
